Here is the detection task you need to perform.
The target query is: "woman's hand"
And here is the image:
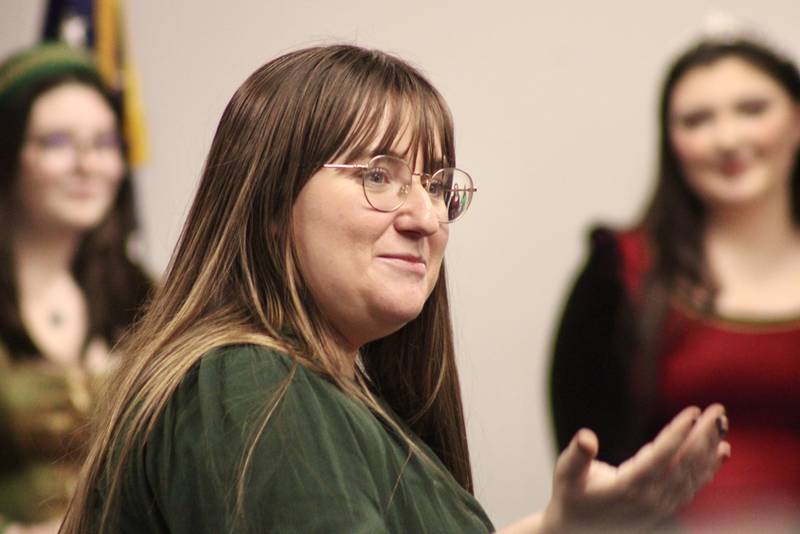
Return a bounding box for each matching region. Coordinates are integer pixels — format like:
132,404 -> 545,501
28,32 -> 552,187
540,404 -> 730,533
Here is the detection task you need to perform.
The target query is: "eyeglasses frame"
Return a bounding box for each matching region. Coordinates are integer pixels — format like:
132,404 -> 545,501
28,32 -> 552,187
322,154 -> 477,223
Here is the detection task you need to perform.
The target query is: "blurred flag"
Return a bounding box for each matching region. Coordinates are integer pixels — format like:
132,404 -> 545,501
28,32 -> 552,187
42,0 -> 149,166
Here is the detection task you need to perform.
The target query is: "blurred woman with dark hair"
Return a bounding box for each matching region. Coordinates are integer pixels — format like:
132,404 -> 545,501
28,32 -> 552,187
0,43 -> 152,531
551,37 -> 800,530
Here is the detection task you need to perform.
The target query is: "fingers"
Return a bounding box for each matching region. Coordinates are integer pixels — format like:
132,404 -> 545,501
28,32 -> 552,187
599,404 -> 729,523
679,403 -> 728,471
716,413 -> 729,438
547,406 -> 731,532
575,428 -> 599,458
668,404 -> 730,503
681,403 -> 726,460
554,428 -> 598,491
718,440 -> 731,460
642,404 -> 731,513
623,405 -> 701,482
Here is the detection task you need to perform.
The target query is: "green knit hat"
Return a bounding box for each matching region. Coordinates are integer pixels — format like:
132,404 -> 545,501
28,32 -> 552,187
0,42 -> 103,108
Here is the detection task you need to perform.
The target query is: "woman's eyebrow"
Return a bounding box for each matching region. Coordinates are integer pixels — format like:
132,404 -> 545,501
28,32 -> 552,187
346,148 -> 446,170
347,148 -> 406,161
343,148 -> 378,162
378,148 -> 409,160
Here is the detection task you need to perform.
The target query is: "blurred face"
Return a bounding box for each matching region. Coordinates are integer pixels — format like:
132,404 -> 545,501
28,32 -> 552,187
669,57 -> 800,210
16,82 -> 124,234
292,125 -> 449,350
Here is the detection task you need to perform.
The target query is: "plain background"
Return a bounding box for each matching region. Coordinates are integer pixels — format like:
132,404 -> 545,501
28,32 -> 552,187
2,0 -> 800,527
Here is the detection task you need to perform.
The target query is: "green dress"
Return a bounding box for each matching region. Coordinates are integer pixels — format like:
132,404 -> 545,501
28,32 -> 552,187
107,344 -> 495,533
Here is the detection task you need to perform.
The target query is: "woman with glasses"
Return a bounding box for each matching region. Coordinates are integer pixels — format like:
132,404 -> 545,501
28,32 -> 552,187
0,44 -> 152,532
63,44 -> 727,533
551,36 -> 800,531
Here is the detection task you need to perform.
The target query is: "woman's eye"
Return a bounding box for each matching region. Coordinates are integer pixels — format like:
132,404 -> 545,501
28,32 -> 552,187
36,132 -> 73,149
737,98 -> 770,116
677,110 -> 712,129
365,168 -> 392,185
94,132 -> 121,150
426,179 -> 444,196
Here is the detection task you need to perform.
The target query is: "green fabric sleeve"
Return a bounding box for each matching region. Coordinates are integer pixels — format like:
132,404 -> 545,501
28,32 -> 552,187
138,345 -> 393,533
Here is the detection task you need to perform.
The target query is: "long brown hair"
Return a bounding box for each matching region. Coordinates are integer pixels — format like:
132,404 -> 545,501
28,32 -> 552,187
632,38 -> 800,420
0,48 -> 152,357
62,44 -> 472,531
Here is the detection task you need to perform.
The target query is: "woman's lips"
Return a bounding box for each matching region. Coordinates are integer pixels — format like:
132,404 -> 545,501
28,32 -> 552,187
376,254 -> 427,276
719,158 -> 750,177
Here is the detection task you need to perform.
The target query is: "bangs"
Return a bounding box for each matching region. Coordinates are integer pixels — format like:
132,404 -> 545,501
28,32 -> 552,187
332,84 -> 455,174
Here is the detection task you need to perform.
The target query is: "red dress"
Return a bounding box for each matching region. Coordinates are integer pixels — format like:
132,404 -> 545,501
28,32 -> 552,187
618,230 -> 800,529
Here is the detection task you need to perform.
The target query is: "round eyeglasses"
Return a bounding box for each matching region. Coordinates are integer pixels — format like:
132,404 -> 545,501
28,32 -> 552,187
323,155 -> 476,223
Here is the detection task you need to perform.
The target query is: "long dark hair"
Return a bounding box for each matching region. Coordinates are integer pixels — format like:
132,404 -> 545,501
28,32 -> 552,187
62,44 -> 472,532
633,38 -> 800,418
0,55 -> 152,358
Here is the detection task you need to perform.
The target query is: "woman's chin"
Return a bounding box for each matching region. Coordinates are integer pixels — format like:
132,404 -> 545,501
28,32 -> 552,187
369,302 -> 427,337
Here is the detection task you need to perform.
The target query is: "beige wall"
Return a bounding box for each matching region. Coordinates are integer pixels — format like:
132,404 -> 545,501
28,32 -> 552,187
3,0 -> 799,527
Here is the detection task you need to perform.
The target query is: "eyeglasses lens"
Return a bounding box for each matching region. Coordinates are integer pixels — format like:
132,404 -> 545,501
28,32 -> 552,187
363,155 -> 473,223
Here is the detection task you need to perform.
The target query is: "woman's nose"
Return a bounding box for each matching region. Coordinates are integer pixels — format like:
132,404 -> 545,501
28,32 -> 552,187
711,115 -> 745,152
394,179 -> 440,235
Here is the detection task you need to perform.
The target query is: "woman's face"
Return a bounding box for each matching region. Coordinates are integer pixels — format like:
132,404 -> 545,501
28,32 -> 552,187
292,126 -> 449,351
16,82 -> 124,234
669,56 -> 800,209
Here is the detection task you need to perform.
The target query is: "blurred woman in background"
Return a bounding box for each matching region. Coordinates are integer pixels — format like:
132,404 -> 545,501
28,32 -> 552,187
551,36 -> 800,531
0,43 -> 152,532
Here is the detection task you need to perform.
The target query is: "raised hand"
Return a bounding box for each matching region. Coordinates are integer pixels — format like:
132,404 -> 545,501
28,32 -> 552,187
540,404 -> 730,533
